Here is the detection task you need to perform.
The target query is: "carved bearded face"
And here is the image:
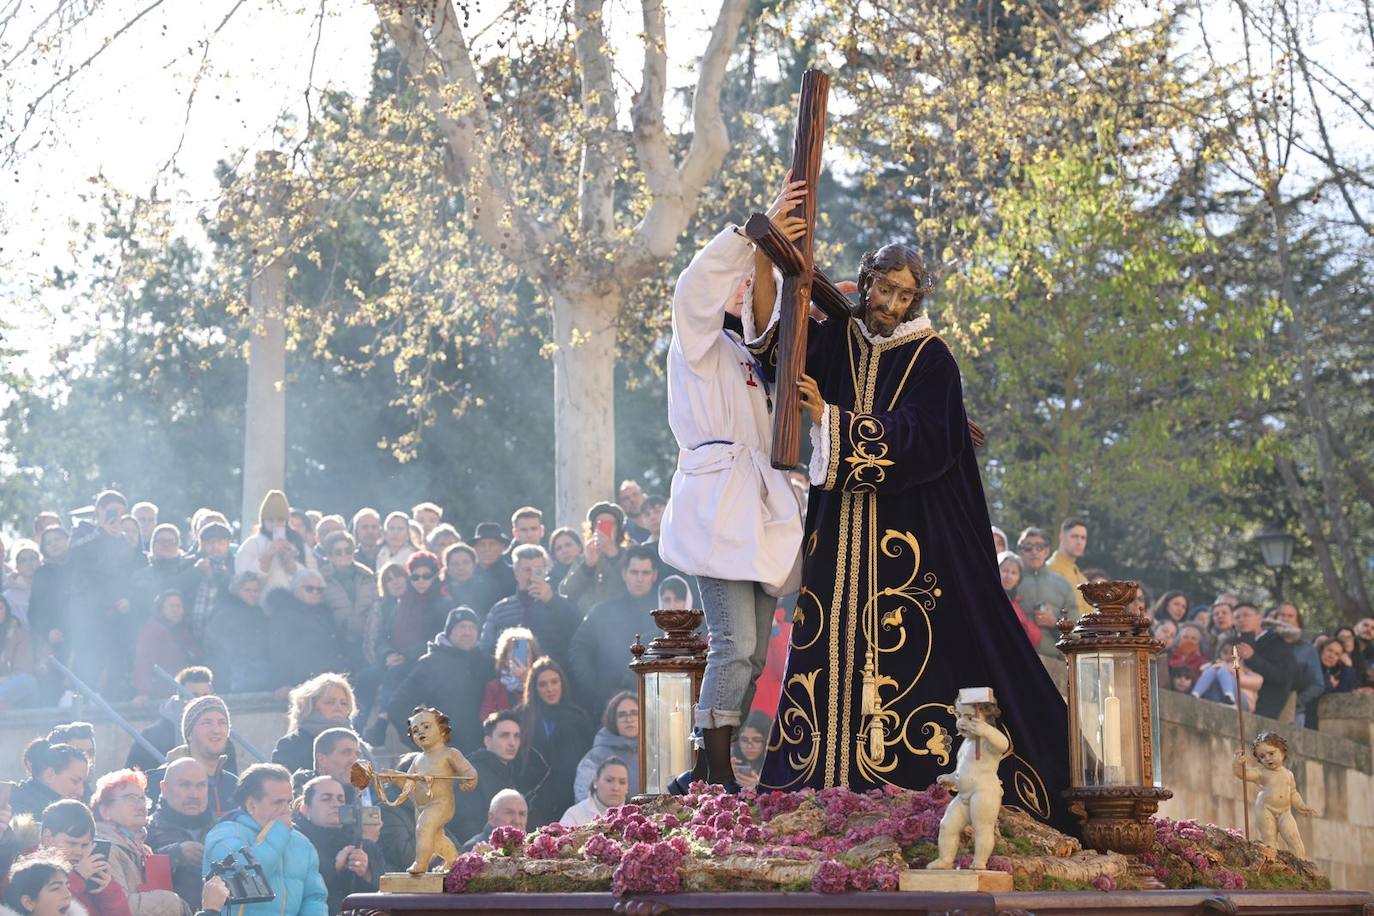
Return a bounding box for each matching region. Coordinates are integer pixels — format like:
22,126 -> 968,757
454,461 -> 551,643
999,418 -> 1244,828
855,244 -> 928,338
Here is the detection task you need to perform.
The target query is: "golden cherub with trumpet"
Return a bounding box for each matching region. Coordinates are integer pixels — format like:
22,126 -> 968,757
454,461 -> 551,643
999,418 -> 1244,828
351,706 -> 478,875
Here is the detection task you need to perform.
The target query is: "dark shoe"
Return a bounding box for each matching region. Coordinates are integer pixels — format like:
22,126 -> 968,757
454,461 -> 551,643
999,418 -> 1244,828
702,725 -> 736,787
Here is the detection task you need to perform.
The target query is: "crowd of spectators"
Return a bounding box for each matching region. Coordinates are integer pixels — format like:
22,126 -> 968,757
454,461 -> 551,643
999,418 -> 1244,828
1,490 -> 1372,915
994,518 -> 1374,728
0,482 -> 775,915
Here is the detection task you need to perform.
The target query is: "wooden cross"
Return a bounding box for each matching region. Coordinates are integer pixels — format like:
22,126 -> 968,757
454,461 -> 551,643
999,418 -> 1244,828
747,69 -> 985,468
744,69 -> 849,471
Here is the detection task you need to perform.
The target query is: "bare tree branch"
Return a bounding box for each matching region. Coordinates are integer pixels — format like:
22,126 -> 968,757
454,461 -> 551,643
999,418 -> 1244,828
630,0 -> 675,200
620,0 -> 747,273
572,0 -> 618,246
5,0 -> 175,166
374,1 -> 547,274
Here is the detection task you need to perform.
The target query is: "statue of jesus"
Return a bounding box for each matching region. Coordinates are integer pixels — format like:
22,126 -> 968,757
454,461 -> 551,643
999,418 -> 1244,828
745,190 -> 1073,833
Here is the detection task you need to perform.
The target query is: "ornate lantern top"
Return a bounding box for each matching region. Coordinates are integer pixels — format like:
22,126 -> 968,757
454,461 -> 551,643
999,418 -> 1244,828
630,608 -> 707,671
1057,580 -> 1159,651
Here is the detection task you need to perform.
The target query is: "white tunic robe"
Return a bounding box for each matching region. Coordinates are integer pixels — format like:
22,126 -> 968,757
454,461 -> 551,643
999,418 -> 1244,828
658,228 -> 804,597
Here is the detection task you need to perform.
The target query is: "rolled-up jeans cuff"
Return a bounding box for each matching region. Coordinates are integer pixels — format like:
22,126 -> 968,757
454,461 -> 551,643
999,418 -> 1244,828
694,707 -> 743,730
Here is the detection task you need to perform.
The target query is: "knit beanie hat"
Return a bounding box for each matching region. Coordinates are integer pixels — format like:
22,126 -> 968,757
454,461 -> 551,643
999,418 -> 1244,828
586,501 -> 626,532
182,695 -> 231,744
258,490 -> 290,527
444,607 -> 479,635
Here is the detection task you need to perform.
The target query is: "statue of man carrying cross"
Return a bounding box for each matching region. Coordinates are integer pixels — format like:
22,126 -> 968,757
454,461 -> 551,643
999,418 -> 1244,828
739,70 -> 1075,835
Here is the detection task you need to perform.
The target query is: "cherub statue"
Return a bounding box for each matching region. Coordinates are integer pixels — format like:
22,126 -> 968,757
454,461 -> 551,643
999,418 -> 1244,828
356,706 -> 478,875
927,687 -> 1010,871
1233,731 -> 1313,858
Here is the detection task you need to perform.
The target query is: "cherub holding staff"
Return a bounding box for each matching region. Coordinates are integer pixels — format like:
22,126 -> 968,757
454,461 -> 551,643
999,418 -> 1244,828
352,706 -> 478,874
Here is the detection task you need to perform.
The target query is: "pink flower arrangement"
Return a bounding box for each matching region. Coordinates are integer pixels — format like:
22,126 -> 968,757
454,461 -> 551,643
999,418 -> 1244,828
487,826 -> 525,855
612,841 -> 686,896
443,853 -> 486,893
582,832 -> 623,866
810,859 -> 851,895
1090,874 -> 1116,892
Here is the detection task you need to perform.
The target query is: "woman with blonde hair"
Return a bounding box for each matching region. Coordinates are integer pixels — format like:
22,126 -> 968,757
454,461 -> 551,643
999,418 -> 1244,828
271,673 -> 359,774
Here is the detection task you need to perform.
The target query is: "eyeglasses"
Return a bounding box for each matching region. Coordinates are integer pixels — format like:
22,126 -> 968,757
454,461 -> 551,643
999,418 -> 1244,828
301,585 -> 324,593
738,735 -> 765,745
615,710 -> 638,719
409,572 -> 435,582
115,793 -> 146,804
1018,542 -> 1048,552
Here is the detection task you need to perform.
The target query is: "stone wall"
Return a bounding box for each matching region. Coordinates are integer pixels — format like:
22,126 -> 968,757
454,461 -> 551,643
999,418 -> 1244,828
3,682 -> 1371,890
1037,656 -> 1374,891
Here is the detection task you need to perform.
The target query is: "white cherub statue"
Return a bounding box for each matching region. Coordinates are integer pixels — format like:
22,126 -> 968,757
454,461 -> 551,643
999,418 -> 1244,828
927,687 -> 1010,871
1233,731 -> 1313,859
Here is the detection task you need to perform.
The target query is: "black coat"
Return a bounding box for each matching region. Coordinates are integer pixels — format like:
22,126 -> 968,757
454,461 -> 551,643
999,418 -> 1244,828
203,593 -> 273,693
28,560 -> 79,653
146,802 -> 214,907
568,592 -> 656,714
516,701 -> 594,826
272,729 -> 321,776
265,590 -> 345,690
10,777 -> 61,818
294,817 -> 382,915
1244,629 -> 1296,719
388,636 -> 492,754
129,557 -> 191,626
449,747 -> 550,840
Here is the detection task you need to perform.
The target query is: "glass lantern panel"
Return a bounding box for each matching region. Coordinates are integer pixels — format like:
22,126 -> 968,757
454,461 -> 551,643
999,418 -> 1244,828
1074,651 -> 1143,787
1148,660 -> 1163,787
642,670 -> 695,795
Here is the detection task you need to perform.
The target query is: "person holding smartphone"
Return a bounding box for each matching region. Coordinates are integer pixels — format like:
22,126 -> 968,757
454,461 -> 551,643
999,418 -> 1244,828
558,504 -> 630,615
39,799 -> 133,916
655,178 -> 808,792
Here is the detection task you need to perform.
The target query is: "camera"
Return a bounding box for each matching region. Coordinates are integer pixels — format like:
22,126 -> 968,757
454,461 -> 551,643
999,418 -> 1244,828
206,849 -> 275,905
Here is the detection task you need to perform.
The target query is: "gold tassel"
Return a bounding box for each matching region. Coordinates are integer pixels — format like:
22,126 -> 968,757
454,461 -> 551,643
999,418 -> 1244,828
868,718 -> 884,761
861,666 -> 876,716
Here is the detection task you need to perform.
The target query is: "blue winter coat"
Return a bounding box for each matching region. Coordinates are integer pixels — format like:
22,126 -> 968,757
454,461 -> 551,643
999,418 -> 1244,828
203,810 -> 327,916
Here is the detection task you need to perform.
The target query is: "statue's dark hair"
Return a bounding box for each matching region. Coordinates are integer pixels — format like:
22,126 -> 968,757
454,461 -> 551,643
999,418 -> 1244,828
855,244 -> 932,324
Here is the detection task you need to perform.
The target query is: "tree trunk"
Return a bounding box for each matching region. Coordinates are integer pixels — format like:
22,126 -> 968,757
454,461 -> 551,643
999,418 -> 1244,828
240,151 -> 289,536
551,286 -> 619,528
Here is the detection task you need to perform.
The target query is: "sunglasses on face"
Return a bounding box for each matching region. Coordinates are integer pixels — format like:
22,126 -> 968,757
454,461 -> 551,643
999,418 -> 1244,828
410,571 -> 436,582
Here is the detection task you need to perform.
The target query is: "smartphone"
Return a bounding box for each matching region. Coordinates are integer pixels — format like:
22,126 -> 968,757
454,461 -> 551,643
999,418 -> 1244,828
512,639 -> 530,667
272,525 -> 286,541
595,517 -> 616,542
361,806 -> 382,829
92,840 -> 113,860
0,781 -> 12,810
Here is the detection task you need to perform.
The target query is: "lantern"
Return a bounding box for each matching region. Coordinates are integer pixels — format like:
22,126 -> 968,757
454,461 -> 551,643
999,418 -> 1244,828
629,608 -> 707,799
1058,580 -> 1171,884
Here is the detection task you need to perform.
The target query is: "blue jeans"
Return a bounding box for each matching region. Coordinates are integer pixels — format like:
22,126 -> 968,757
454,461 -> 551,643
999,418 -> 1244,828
0,673 -> 38,708
1192,666 -> 1250,711
695,577 -> 776,729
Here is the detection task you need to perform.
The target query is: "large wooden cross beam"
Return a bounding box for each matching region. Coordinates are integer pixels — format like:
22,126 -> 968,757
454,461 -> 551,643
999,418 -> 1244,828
749,69 -> 833,471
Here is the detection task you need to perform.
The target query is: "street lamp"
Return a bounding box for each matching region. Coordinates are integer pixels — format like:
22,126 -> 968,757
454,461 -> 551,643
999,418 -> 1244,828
1254,525 -> 1296,600
629,608 -> 706,800
1058,580 -> 1172,888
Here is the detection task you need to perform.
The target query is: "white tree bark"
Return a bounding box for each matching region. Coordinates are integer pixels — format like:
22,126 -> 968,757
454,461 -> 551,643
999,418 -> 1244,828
239,151 -> 288,536
375,0 -> 749,525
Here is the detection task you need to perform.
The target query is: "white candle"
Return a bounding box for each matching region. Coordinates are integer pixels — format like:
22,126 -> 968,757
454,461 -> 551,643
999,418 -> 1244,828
668,709 -> 687,773
1102,691 -> 1122,771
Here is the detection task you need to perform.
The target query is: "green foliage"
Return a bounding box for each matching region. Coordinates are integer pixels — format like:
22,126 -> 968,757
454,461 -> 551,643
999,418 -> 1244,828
945,139 -> 1279,586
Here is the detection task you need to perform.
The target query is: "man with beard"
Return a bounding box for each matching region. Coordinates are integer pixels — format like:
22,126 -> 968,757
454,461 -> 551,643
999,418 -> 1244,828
124,667 -> 236,775
145,695 -> 238,818
145,758 -> 215,909
568,546 -> 660,716
745,220 -> 1073,833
